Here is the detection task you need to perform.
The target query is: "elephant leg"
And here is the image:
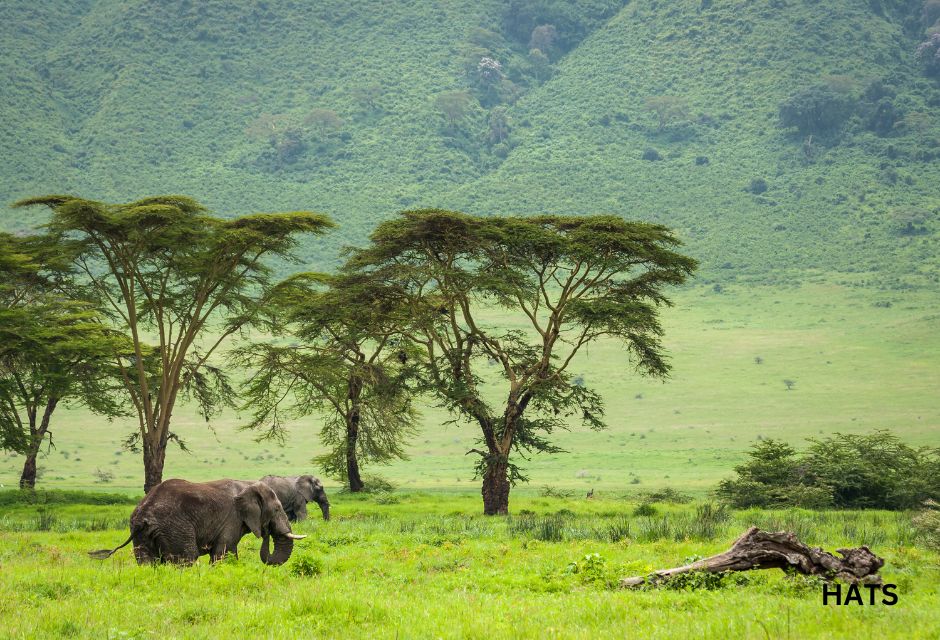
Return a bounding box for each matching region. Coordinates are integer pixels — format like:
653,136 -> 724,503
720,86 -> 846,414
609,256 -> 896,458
210,541 -> 236,563
133,541 -> 158,566
159,531 -> 200,565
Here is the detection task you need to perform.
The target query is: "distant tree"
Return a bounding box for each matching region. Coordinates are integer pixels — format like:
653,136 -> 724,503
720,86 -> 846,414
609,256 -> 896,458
529,24 -> 558,57
779,85 -> 854,135
477,57 -> 504,85
486,107 -> 511,146
14,196 -> 334,493
754,356 -> 763,365
435,91 -> 474,127
643,96 -> 689,131
783,379 -> 796,391
0,233 -> 128,489
304,109 -> 344,138
891,207 -> 930,235
237,272 -> 419,492
528,48 -> 553,82
349,211 -> 695,515
351,83 -> 384,112
245,113 -> 306,166
916,32 -> 940,77
245,112 -> 292,144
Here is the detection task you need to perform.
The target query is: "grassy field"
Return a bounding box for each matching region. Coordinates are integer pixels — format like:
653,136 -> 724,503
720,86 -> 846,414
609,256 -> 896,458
2,282 -> 937,499
0,492 -> 937,639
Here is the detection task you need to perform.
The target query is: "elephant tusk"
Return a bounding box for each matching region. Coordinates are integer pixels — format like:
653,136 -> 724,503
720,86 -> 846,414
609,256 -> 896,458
286,533 -> 307,540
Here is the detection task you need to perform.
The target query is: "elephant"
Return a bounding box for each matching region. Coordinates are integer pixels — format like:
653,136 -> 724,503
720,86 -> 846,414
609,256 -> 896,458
89,479 -> 305,565
259,475 -> 330,522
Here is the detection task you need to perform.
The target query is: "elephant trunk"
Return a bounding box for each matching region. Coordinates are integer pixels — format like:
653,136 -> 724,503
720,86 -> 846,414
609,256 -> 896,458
260,531 -> 295,566
319,501 -> 330,521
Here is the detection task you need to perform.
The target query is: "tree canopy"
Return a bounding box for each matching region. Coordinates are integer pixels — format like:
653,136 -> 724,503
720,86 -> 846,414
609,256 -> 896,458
13,195 -> 335,492
348,209 -> 696,514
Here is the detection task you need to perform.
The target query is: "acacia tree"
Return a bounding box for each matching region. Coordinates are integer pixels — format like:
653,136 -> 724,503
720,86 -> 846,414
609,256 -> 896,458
0,233 -> 127,488
236,272 -> 418,492
13,195 -> 334,492
349,210 -> 696,514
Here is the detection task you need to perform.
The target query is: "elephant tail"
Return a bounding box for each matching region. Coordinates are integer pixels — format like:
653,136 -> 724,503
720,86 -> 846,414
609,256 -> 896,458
88,533 -> 134,560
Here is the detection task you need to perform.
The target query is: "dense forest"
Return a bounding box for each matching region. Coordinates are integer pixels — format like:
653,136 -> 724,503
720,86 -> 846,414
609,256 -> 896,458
1,0 -> 939,288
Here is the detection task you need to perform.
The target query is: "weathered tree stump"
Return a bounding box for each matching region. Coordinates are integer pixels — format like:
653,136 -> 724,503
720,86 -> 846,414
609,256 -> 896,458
620,526 -> 884,588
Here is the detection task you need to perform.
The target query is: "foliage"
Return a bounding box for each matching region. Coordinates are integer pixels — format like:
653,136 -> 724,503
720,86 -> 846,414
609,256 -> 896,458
716,431 -> 940,510
915,32 -> 940,76
778,84 -> 856,135
349,210 -> 694,513
13,195 -> 334,491
912,500 -> 940,551
1,496 -> 935,638
0,232 -> 129,487
1,0 -> 940,288
236,271 -> 419,491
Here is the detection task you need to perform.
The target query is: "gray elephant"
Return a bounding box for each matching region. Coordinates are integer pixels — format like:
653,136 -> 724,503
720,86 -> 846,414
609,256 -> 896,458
260,475 -> 330,522
89,479 -> 305,565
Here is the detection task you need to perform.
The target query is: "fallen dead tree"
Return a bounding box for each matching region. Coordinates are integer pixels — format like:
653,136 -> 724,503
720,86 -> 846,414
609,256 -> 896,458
620,526 -> 884,588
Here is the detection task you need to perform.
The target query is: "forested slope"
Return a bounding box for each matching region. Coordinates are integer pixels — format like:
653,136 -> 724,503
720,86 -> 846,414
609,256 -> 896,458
1,0 -> 938,283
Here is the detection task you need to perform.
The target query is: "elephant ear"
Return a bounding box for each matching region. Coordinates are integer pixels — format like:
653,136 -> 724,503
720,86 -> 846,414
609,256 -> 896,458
235,485 -> 264,538
298,476 -> 318,503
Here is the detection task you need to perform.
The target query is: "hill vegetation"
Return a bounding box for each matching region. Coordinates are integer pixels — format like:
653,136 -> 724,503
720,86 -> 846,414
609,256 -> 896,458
1,0 -> 939,286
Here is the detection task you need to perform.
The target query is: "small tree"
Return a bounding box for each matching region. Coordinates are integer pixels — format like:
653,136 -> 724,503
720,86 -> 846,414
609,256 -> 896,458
435,91 -> 474,128
779,85 -> 854,135
304,109 -> 344,139
350,211 -> 695,514
528,48 -> 553,82
0,233 -> 128,488
486,107 -> 511,146
351,83 -> 384,112
644,95 -> 689,131
529,24 -> 558,58
14,195 -> 334,492
237,273 -> 418,492
783,379 -> 796,391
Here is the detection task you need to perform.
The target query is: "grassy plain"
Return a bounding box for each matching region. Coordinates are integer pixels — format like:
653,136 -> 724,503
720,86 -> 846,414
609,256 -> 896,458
0,493 -> 938,639
1,282 -> 937,498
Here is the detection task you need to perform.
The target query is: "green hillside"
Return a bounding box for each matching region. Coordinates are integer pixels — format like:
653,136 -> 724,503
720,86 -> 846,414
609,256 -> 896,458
1,0 -> 938,283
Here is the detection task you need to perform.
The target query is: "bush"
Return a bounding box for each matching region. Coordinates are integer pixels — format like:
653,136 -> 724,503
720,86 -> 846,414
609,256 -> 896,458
640,487 -> 693,504
716,431 -> 940,510
633,503 -> 657,517
779,85 -> 855,135
641,147 -> 662,161
289,554 -> 323,578
913,500 -> 940,551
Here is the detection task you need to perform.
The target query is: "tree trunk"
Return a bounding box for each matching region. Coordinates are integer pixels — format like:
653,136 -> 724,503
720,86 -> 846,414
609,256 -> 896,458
19,454 -> 38,490
142,435 -> 167,494
345,412 -> 364,493
19,397 -> 58,490
620,527 -> 885,588
482,455 -> 510,515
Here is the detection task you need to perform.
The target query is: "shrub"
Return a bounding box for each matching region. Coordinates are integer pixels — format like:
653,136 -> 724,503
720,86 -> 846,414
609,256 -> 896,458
779,85 -> 855,135
716,431 -> 940,509
747,178 -> 768,194
289,554 -> 323,578
913,500 -> 940,551
641,147 -> 662,161
633,503 -> 657,517
641,487 -> 693,504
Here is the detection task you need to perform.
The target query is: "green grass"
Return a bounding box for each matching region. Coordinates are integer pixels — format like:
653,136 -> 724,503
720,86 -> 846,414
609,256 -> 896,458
2,282 -> 936,498
1,0 -> 938,284
0,493 -> 936,639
